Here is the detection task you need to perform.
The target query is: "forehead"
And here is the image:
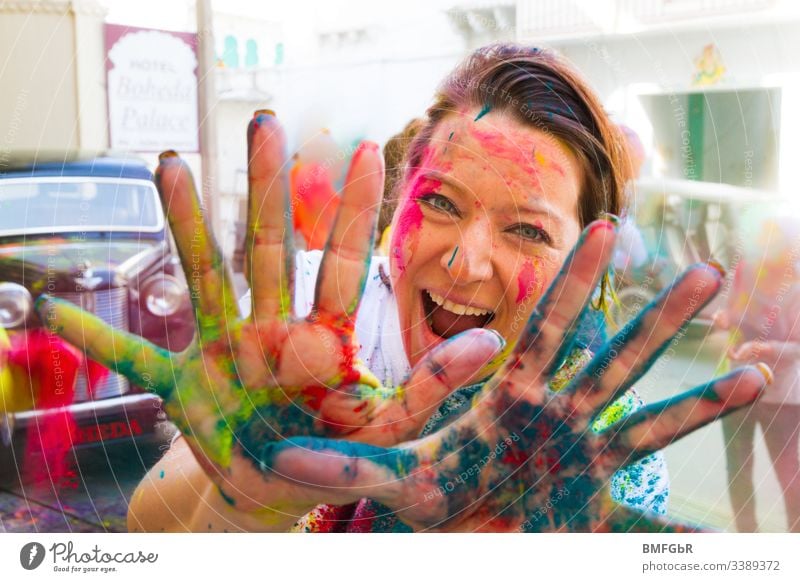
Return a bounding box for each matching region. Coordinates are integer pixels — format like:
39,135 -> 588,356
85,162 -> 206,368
420,109 -> 582,214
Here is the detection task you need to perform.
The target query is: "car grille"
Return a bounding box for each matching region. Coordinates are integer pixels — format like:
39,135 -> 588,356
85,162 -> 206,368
55,288 -> 130,401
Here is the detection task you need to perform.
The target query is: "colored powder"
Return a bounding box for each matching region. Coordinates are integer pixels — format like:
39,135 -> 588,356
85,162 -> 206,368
444,131 -> 454,154
0,327 -> 17,415
532,147 -> 565,178
289,161 -> 340,250
468,126 -> 542,183
390,174 -> 438,273
8,330 -> 81,487
447,246 -> 459,268
516,258 -> 538,303
474,104 -> 492,121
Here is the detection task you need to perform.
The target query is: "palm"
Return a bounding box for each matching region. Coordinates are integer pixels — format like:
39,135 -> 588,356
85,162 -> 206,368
37,113 -> 503,507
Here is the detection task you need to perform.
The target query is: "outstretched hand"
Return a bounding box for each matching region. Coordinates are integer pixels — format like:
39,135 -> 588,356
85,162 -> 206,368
254,222 -> 773,532
35,112 -> 503,522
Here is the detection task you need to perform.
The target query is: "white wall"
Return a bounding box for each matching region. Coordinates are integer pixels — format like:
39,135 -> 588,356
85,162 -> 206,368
0,1 -> 118,161
212,53 -> 464,257
555,21 -> 799,104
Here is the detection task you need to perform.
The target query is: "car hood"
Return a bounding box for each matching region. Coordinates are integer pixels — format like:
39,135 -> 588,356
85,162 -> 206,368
0,239 -> 167,293
0,239 -> 162,271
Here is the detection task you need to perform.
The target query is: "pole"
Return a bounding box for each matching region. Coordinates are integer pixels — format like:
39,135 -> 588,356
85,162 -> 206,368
196,0 -> 221,240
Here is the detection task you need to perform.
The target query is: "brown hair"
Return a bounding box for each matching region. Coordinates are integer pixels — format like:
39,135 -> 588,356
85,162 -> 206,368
406,43 -> 629,225
380,118 -> 425,235
397,43 -> 631,312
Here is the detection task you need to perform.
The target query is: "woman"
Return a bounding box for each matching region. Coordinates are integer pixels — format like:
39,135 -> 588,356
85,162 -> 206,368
714,217 -> 800,532
38,44 -> 771,532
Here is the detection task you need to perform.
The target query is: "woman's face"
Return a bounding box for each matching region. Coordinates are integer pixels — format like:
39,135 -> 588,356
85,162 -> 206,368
389,108 -> 584,367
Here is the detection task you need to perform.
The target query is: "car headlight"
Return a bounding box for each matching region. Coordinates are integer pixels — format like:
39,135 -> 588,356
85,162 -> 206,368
143,275 -> 186,317
0,282 -> 33,329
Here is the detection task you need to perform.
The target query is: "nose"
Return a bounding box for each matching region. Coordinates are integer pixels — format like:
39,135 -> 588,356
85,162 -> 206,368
441,218 -> 494,283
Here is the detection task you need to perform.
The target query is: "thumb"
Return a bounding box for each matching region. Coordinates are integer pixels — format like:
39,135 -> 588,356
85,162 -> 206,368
339,328 -> 505,446
402,328 -> 505,427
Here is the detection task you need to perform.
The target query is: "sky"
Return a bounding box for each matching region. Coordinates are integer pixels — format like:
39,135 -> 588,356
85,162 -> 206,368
104,0 -> 459,33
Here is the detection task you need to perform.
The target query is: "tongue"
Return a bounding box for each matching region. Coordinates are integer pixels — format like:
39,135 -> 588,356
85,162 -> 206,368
429,305 -> 487,338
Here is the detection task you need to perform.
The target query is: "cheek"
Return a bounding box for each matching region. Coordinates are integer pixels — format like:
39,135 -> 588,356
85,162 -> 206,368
515,258 -> 542,304
498,256 -> 555,341
390,174 -> 442,276
389,198 -> 424,275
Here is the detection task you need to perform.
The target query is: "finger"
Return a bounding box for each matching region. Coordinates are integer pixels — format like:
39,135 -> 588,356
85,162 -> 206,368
155,152 -> 239,338
314,142 -> 383,320
246,110 -> 295,321
250,436 -> 424,509
329,328 -> 505,445
35,295 -> 173,398
601,364 -> 771,467
602,504 -> 707,532
567,262 -> 725,424
398,328 -> 504,435
489,218 -> 617,405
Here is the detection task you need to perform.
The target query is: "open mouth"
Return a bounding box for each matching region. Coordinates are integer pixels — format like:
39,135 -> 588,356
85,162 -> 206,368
422,290 -> 495,339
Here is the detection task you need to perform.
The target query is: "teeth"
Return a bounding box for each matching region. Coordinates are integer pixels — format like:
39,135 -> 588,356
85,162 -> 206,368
427,291 -> 491,317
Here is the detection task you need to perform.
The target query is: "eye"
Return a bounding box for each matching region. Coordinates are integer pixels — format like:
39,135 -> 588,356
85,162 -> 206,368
508,223 -> 552,244
418,193 -> 461,217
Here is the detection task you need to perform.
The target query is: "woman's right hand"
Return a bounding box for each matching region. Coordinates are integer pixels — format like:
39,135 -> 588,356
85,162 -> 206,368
36,112 -> 505,530
254,221 -> 772,532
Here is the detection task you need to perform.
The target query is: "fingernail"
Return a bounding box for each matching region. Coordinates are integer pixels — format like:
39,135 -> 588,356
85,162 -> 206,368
357,140 -> 380,153
253,109 -> 276,119
598,212 -> 621,228
755,362 -> 774,386
487,329 -> 506,349
350,141 -> 380,163
705,259 -> 727,281
159,150 -> 180,162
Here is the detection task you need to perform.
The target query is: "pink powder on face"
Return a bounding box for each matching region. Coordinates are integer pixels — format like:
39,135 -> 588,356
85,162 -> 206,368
516,258 -> 539,303
391,198 -> 423,273
390,171 -> 441,273
467,123 -> 568,187
532,147 -> 565,178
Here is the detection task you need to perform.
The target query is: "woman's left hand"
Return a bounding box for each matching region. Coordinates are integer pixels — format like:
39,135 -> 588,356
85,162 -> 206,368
729,340 -> 776,363
254,220 -> 772,532
34,114 -> 506,528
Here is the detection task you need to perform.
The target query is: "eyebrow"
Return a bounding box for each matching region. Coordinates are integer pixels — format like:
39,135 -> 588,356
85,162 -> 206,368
420,170 -> 568,230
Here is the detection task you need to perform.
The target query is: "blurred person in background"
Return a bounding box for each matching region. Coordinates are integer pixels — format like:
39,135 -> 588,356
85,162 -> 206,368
714,216 -> 800,532
289,128 -> 342,251
612,124 -> 648,279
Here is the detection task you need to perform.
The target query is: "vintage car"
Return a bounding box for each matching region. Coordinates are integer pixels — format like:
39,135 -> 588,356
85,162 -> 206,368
0,157 -> 194,482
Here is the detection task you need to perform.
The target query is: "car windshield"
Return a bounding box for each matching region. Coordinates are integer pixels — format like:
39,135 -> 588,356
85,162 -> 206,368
0,177 -> 162,235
